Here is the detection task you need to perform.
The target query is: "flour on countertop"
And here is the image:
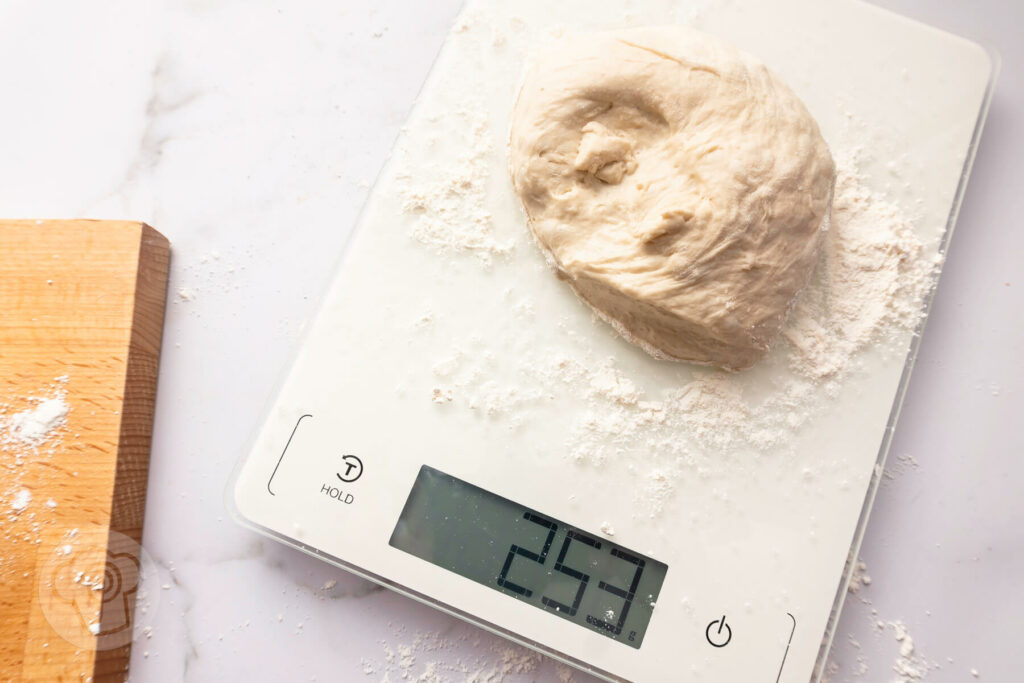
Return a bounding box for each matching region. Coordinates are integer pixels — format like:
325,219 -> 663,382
171,246 -> 253,312
884,453 -> 921,482
889,620 -> 932,682
847,560 -> 872,594
366,626 -> 547,682
822,558 -> 989,683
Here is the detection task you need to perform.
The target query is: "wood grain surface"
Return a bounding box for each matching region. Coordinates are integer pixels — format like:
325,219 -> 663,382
0,220 -> 170,682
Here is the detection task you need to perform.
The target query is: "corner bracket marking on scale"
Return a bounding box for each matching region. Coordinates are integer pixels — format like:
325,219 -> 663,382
267,414 -> 313,495
775,612 -> 797,683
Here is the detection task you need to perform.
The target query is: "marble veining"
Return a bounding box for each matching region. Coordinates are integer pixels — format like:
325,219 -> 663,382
2,0 -> 585,680
1,1 -> 1014,681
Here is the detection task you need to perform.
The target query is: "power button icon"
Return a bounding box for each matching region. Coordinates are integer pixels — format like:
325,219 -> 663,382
706,615 -> 732,648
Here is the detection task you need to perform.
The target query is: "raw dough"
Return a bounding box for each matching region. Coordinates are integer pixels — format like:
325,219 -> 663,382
509,27 -> 835,370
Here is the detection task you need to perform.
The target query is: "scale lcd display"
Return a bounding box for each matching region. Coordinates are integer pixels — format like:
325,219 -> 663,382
390,466 -> 668,649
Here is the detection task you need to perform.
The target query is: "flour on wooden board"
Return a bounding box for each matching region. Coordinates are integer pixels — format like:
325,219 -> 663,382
1,377 -> 70,517
1,379 -> 73,600
1,381 -> 69,450
9,488 -> 31,513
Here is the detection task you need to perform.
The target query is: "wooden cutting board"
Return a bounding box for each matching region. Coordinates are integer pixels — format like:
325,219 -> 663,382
0,220 -> 170,683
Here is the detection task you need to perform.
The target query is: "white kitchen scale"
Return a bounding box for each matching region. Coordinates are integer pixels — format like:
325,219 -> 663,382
228,1 -> 995,681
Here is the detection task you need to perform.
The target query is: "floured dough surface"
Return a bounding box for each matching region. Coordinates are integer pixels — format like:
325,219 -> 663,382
509,27 -> 835,370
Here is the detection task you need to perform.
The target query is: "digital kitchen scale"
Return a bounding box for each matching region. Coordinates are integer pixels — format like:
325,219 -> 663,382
228,1 -> 996,680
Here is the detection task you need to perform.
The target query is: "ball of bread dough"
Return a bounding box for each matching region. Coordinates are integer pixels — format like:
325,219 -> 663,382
509,27 -> 835,371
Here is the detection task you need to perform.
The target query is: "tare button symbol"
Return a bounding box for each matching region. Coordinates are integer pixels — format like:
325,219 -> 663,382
336,454 -> 363,483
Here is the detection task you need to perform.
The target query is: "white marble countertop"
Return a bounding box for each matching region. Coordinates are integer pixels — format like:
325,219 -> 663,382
0,1 -> 1020,681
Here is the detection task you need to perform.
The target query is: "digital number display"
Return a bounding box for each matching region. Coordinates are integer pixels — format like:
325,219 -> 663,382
389,466 -> 668,648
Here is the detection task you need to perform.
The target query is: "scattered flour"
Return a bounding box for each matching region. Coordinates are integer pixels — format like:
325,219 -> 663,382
847,560 -> 872,595
783,151 -> 936,379
821,559 -> 991,683
394,14 -> 939,535
411,149 -> 935,518
424,336 -> 543,425
554,663 -> 577,682
889,620 -> 931,682
356,616 -> 594,683
3,393 -> 68,448
568,152 -> 931,460
9,488 -> 31,513
587,362 -> 641,406
2,379 -> 70,519
367,628 -> 545,682
884,453 -> 921,482
397,103 -> 514,267
172,246 -> 252,312
389,14 -> 942,682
